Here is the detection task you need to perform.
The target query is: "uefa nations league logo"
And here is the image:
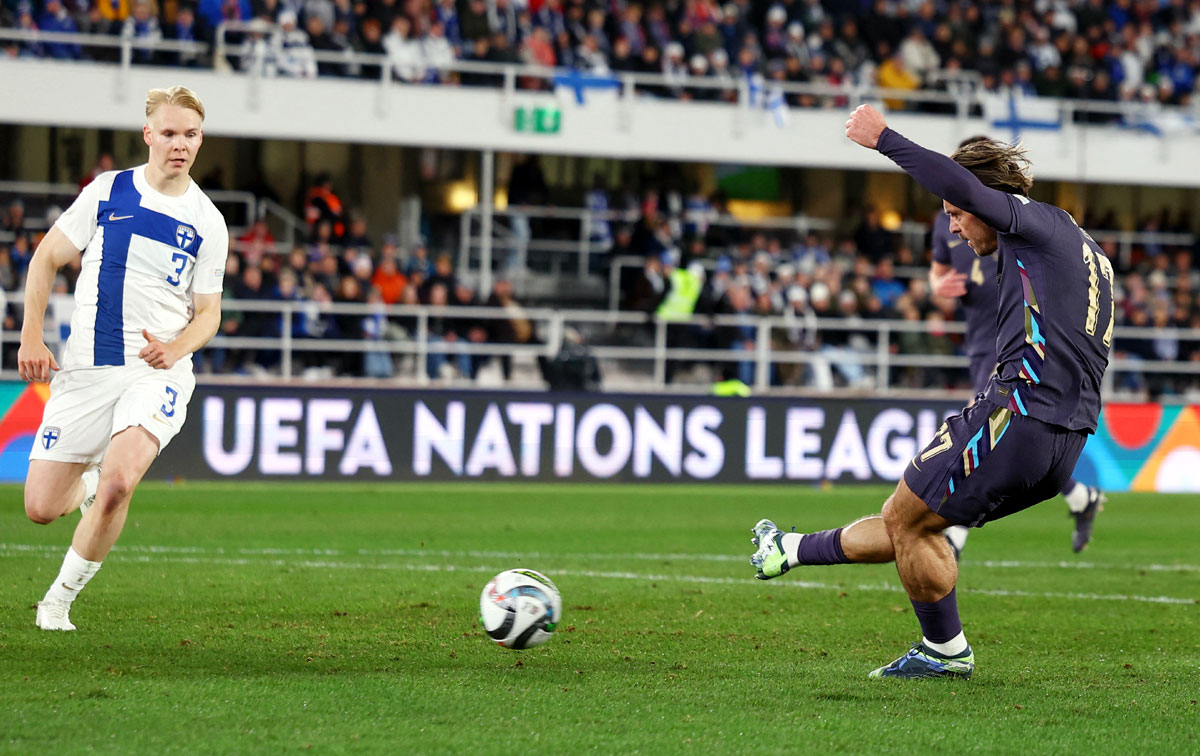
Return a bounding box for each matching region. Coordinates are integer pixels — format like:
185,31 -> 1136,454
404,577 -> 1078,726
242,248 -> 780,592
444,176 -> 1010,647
175,224 -> 196,251
42,426 -> 61,450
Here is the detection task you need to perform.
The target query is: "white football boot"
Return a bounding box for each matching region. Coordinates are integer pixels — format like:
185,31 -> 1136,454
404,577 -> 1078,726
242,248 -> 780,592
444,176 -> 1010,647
35,599 -> 76,631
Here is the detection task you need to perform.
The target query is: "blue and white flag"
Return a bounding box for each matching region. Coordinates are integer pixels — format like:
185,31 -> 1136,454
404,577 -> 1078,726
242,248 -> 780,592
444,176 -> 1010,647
1120,107 -> 1199,138
553,68 -> 621,105
766,87 -> 789,128
983,92 -> 1062,141
743,72 -> 788,129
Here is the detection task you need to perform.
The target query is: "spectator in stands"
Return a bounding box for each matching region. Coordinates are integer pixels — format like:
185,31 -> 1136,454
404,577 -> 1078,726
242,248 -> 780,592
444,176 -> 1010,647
304,172 -> 346,239
875,41 -> 919,109
870,256 -> 905,311
422,21 -> 455,81
306,13 -> 347,76
357,16 -> 386,78
198,0 -> 252,32
342,213 -> 370,249
8,233 -> 32,276
0,246 -> 16,291
483,278 -> 539,381
420,252 -> 458,302
123,0 -> 163,64
273,9 -> 318,76
237,218 -> 277,262
853,205 -> 895,262
405,241 -> 433,279
717,284 -> 758,385
371,250 -> 407,304
232,263 -> 278,371
425,282 -> 471,379
384,14 -> 422,81
166,3 -> 205,66
36,0 -> 81,59
2,198 -> 26,237
458,0 -> 488,43
362,286 -> 395,378
624,252 -> 666,313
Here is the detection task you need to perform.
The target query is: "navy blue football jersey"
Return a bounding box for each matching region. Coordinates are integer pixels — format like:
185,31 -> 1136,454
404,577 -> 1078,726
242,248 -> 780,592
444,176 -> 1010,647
932,213 -> 999,391
881,129 -> 1112,433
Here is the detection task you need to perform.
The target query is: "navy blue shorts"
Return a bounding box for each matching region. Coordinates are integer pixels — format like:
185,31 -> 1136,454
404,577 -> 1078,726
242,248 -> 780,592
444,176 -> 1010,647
903,398 -> 1088,528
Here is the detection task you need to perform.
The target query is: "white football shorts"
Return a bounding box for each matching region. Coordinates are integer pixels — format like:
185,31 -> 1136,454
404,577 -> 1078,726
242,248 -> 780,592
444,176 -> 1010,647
29,358 -> 196,464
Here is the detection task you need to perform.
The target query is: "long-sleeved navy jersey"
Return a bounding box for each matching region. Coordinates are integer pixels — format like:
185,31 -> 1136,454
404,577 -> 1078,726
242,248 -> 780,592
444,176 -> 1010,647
931,213 -> 999,392
880,128 -> 1112,433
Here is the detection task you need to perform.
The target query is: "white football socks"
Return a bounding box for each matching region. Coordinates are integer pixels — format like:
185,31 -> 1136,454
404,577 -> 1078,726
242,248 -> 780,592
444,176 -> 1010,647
780,532 -> 804,568
924,631 -> 969,657
42,547 -> 102,604
1064,483 -> 1090,514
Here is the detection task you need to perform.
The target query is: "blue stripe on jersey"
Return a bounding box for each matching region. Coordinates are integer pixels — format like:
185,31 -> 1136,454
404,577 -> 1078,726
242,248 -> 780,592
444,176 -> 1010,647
92,170 -> 207,366
1011,387 -> 1028,416
1021,357 -> 1041,384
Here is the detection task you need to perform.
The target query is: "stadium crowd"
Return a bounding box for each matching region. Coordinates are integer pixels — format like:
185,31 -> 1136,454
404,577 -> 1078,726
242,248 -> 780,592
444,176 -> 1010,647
1,167 -> 1198,392
4,0 -> 1200,108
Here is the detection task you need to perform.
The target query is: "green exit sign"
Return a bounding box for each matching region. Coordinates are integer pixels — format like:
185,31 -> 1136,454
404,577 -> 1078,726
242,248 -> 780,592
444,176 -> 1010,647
513,106 -> 562,134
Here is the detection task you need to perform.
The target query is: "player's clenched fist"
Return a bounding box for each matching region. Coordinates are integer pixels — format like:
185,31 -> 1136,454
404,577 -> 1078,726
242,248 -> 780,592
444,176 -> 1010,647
845,104 -> 888,149
18,340 -> 59,383
139,329 -> 179,370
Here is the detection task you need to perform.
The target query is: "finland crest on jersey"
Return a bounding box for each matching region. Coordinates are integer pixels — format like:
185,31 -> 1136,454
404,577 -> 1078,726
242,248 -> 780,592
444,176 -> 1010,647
54,166 -> 229,370
176,224 -> 197,251
42,426 -> 61,450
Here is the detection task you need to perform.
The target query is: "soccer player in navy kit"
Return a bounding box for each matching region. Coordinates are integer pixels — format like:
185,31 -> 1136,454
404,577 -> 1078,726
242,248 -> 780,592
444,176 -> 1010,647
930,139 -> 1105,557
750,105 -> 1114,679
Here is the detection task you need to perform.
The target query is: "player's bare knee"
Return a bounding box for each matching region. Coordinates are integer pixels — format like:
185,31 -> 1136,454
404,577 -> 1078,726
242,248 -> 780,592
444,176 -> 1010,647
95,473 -> 136,512
24,492 -> 58,524
881,497 -> 905,536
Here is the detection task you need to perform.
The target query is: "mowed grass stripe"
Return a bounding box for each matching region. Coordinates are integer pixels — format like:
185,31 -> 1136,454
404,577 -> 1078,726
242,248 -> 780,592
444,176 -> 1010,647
3,547 -> 1195,605
4,540 -> 1200,573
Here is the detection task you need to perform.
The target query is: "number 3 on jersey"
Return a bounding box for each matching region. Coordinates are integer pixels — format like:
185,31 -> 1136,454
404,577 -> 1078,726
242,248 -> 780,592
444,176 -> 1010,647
1082,244 -> 1115,347
160,386 -> 179,418
166,252 -> 189,286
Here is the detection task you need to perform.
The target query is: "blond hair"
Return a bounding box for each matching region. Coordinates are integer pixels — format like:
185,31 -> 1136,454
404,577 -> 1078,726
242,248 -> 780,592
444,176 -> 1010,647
145,86 -> 205,122
951,139 -> 1034,197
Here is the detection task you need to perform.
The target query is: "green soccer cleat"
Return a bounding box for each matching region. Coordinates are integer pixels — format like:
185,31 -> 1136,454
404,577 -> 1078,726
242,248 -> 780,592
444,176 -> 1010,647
868,642 -> 974,680
749,519 -> 790,580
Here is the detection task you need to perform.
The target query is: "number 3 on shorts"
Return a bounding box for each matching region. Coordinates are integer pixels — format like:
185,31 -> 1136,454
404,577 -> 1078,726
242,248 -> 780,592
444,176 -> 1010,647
161,386 -> 179,418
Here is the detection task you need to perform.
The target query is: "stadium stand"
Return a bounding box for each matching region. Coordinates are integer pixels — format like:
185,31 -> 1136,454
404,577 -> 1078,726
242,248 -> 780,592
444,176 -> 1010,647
2,171 -> 1198,393
2,0 -> 1198,111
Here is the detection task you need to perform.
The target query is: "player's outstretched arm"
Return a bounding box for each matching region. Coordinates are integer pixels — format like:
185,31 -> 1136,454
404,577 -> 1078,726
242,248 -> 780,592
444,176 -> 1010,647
18,227 -> 81,382
139,292 -> 222,370
844,105 -> 1015,233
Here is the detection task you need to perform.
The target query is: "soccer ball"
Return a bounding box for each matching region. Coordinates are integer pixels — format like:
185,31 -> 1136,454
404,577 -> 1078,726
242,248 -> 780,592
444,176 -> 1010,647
479,569 -> 562,650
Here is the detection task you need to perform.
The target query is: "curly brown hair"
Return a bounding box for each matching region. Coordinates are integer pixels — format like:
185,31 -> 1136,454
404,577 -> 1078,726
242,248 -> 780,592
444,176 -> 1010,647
950,139 -> 1034,197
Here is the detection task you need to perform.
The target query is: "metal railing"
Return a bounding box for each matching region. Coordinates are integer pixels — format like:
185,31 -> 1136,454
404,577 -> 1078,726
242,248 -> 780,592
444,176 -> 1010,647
0,180 -> 305,245
5,24 -> 1198,127
2,298 -> 1198,398
457,204 -> 936,292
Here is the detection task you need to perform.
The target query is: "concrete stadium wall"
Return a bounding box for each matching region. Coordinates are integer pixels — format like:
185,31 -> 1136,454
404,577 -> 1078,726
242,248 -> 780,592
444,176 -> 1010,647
3,59 -> 1200,186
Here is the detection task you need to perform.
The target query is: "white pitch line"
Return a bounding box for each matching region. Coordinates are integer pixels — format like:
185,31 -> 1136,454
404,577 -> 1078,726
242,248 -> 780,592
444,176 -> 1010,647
2,542 -> 1200,574
1,547 -> 1195,606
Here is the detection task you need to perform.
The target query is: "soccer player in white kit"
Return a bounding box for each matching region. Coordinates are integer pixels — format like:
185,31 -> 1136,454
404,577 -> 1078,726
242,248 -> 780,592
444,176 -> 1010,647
19,86 -> 228,630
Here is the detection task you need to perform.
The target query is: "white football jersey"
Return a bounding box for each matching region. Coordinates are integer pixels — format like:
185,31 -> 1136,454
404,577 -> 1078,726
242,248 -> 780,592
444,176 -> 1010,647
54,165 -> 228,370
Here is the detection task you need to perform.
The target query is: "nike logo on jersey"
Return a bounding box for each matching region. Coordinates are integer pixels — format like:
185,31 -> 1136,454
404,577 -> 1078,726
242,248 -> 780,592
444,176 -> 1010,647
947,239 -> 964,248
108,213 -> 134,221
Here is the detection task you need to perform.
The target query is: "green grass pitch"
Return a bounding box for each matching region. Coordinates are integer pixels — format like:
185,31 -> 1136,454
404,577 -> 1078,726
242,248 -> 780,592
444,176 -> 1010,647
1,483 -> 1197,755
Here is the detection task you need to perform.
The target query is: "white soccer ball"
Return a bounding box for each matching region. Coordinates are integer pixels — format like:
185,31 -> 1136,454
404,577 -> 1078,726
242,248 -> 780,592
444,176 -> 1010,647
479,569 -> 563,650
